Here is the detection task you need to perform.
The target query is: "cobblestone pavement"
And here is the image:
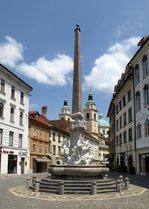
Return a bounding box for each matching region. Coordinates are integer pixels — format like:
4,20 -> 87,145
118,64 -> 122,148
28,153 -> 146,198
0,172 -> 149,209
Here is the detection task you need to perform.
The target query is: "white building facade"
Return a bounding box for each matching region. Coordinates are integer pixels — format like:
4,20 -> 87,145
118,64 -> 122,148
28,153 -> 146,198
130,37 -> 149,175
0,64 -> 32,174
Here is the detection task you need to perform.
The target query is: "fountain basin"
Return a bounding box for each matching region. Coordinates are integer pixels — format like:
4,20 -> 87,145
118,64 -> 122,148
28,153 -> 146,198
48,165 -> 109,177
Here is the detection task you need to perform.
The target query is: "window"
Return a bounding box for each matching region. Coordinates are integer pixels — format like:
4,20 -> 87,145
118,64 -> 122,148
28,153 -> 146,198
18,134 -> 22,148
123,131 -> 127,143
39,129 -> 42,138
44,146 -> 47,153
116,105 -> 118,114
116,135 -> 118,146
58,134 -> 61,143
9,131 -> 13,146
58,146 -> 61,155
11,86 -> 15,99
0,102 -> 4,118
128,108 -> 132,123
119,134 -> 122,146
136,124 -> 142,139
142,55 -> 148,78
10,107 -> 14,122
116,119 -> 119,131
119,101 -> 122,111
53,132 -> 56,141
32,144 -> 36,152
86,113 -> 90,119
122,95 -> 126,107
33,128 -> 36,136
136,91 -> 141,112
39,145 -> 42,153
128,128 -> 132,141
134,64 -> 140,86
127,89 -> 132,102
53,145 -> 56,155
20,92 -> 24,104
144,120 -> 149,137
119,116 -> 122,129
94,113 -> 96,121
0,129 -> 3,145
0,79 -> 5,93
19,112 -> 23,125
123,112 -> 127,126
143,84 -> 149,107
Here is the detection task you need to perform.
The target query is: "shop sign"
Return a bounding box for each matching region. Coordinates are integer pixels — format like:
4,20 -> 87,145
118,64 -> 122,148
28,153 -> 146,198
0,149 -> 14,154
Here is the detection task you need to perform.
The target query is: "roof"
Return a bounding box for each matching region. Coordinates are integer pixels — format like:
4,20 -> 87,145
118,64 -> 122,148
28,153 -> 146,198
49,119 -> 71,133
0,64 -> 33,91
98,114 -> 109,127
29,111 -> 50,127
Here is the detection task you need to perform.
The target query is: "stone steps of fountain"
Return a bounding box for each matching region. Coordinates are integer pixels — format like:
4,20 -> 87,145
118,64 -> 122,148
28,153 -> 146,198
38,177 -> 117,194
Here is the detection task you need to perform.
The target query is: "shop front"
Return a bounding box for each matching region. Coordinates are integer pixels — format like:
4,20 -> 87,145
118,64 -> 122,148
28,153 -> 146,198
139,153 -> 149,174
0,148 -> 28,174
33,157 -> 50,173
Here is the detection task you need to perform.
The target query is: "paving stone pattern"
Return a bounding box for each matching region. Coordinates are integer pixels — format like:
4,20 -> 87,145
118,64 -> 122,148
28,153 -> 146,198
0,172 -> 149,209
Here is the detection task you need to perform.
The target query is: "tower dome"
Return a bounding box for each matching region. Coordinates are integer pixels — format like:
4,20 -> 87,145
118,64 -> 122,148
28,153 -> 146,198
59,98 -> 71,121
98,114 -> 109,127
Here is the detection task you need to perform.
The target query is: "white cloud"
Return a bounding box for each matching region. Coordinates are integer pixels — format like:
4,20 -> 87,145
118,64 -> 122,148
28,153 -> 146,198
84,37 -> 141,93
17,54 -> 73,86
29,103 -> 38,110
0,36 -> 23,68
0,36 -> 73,86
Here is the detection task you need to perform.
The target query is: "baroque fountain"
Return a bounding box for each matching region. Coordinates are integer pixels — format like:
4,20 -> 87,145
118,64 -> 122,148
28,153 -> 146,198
48,24 -> 109,180
31,25 -> 112,195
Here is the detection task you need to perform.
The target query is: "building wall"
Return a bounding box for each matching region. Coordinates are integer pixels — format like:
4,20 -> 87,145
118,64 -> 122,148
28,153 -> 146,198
50,128 -> 69,165
29,122 -> 50,173
114,76 -> 136,171
0,65 -> 32,174
131,40 -> 149,174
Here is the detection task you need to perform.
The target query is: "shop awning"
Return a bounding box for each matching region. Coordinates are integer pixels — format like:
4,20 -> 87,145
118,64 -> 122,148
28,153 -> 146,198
34,158 -> 50,162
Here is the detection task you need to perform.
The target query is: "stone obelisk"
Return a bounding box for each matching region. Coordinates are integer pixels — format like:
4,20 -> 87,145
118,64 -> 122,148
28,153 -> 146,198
72,24 -> 82,114
70,24 -> 85,152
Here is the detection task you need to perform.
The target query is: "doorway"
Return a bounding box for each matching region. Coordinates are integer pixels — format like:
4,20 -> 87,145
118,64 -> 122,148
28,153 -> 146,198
21,158 -> 25,174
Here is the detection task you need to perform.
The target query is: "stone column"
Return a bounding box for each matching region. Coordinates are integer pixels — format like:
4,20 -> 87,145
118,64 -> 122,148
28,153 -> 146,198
72,24 -> 82,114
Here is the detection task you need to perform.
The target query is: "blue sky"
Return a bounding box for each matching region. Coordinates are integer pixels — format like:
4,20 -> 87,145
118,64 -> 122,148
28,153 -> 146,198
0,0 -> 149,121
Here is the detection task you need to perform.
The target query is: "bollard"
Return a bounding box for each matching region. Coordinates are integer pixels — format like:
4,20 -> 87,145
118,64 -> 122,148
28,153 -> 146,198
59,181 -> 64,195
26,176 -> 31,189
125,177 -> 130,190
119,175 -> 123,188
103,174 -> 108,179
34,178 -> 39,192
116,179 -> 122,193
91,180 -> 97,195
32,175 -> 37,185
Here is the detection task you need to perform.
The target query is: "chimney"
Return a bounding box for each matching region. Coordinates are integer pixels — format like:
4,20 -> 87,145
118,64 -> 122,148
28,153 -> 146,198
42,106 -> 48,118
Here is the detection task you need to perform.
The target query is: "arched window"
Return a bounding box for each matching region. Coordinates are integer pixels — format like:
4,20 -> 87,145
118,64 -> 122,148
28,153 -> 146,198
94,113 -> 96,121
86,113 -> 90,119
19,111 -> 23,125
10,107 -> 14,122
0,102 -> 4,118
